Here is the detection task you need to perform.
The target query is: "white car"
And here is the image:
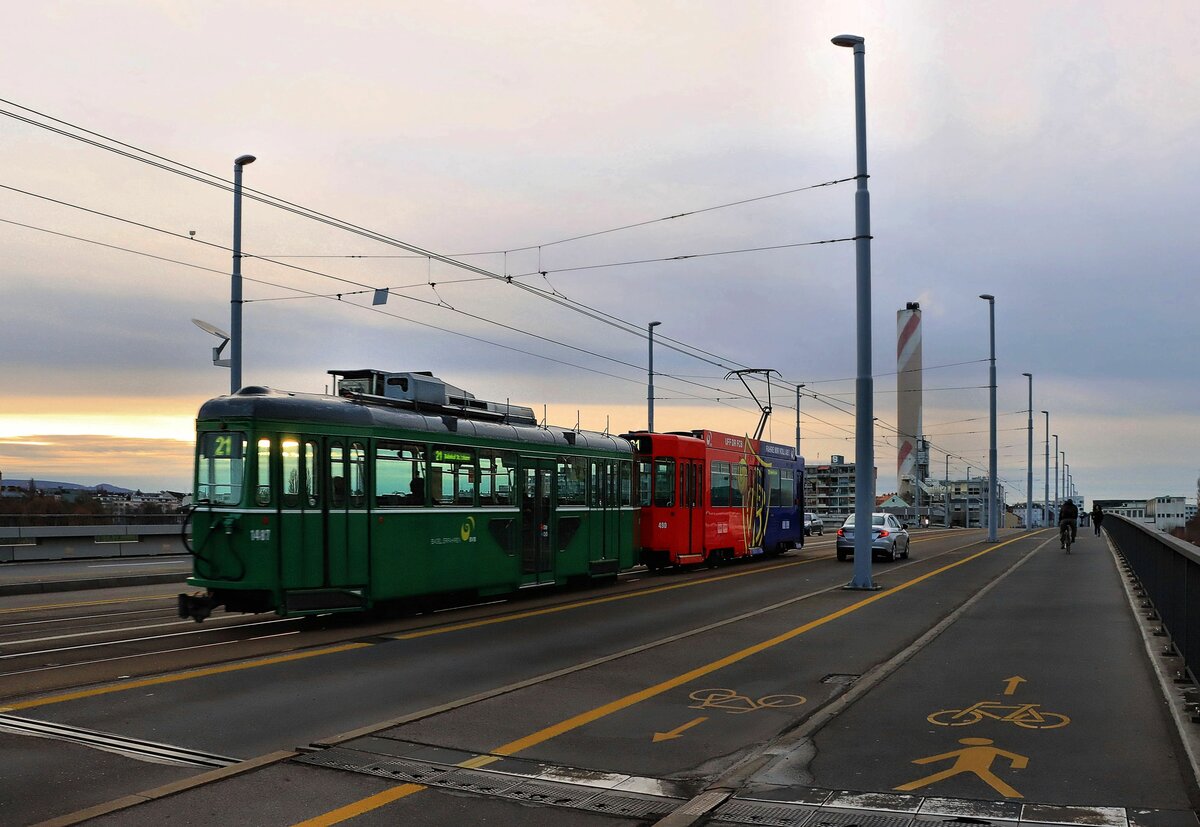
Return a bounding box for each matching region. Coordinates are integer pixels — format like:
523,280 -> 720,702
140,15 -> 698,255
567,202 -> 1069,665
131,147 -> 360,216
836,512 -> 911,562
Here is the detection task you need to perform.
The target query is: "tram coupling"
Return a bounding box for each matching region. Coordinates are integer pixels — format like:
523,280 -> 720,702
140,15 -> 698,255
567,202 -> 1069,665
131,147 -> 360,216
179,591 -> 219,623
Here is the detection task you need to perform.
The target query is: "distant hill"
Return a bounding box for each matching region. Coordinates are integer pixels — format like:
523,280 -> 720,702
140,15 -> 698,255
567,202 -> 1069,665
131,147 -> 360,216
7,479 -> 135,495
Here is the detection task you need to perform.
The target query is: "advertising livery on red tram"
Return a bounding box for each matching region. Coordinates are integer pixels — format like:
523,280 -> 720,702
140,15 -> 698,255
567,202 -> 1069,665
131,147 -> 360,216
621,429 -> 804,571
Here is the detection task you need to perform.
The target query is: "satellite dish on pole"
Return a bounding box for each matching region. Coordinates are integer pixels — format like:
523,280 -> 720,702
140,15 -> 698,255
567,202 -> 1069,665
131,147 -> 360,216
192,318 -> 232,368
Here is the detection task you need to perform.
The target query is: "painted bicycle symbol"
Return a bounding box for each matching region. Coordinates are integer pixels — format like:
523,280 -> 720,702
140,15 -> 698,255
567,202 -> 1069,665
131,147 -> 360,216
688,688 -> 807,715
928,701 -> 1070,730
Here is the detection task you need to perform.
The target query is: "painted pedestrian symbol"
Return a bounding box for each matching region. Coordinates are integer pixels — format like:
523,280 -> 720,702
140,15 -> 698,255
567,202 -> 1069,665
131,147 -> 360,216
895,737 -> 1028,798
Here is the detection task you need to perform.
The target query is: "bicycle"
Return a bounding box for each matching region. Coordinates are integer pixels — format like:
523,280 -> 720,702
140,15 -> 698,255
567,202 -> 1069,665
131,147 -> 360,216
1059,520 -> 1073,554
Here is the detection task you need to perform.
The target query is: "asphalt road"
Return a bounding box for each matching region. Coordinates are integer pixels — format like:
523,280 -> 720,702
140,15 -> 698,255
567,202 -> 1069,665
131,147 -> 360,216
2,528 -> 1195,825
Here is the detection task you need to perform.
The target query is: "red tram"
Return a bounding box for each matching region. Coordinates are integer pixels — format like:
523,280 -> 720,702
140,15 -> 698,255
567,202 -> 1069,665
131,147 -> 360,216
622,430 -> 804,570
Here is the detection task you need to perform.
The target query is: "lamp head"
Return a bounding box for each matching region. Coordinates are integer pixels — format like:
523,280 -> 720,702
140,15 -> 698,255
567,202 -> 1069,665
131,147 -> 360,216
1022,372 -> 1032,378
979,293 -> 994,302
831,34 -> 864,47
235,154 -> 257,166
649,321 -> 661,329
1041,410 -> 1048,414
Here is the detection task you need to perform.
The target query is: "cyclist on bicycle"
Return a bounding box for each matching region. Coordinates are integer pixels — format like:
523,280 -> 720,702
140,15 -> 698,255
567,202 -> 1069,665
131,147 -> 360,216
1059,498 -> 1079,548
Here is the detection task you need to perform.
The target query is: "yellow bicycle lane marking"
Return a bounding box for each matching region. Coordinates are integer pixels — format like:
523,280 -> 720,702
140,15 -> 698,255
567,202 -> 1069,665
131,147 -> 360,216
293,531 -> 1036,826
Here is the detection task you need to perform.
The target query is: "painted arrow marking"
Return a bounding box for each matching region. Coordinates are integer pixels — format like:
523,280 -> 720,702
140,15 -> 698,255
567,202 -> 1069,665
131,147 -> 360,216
652,716 -> 708,742
1003,676 -> 1026,696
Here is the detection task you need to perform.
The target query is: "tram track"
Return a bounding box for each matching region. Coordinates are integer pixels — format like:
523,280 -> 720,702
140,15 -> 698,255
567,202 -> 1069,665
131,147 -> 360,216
21,529 -> 1006,826
0,534 -> 946,703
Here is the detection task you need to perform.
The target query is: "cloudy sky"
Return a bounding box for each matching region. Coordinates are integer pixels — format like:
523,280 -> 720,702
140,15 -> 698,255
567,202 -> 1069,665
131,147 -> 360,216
1,1 -> 1196,505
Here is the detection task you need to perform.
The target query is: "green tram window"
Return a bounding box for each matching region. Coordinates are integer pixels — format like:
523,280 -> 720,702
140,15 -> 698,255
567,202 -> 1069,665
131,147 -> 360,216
710,461 -> 731,507
653,459 -> 675,508
256,437 -> 271,505
281,438 -> 302,508
349,443 -> 366,507
620,461 -> 632,506
557,457 -> 587,505
330,442 -> 346,507
479,450 -> 515,505
780,469 -> 794,506
768,468 -> 781,506
635,461 -> 652,507
304,440 -> 319,507
431,445 -> 476,506
374,441 -> 425,507
197,432 -> 248,505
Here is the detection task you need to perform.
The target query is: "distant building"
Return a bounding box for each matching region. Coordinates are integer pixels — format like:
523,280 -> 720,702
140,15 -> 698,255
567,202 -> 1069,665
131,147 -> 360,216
1093,497 -> 1196,532
942,477 -> 1006,528
804,456 -> 878,522
1147,496 -> 1189,532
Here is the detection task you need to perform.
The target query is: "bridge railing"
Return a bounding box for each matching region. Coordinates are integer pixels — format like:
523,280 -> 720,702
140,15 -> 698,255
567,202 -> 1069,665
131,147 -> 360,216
1106,514 -> 1200,683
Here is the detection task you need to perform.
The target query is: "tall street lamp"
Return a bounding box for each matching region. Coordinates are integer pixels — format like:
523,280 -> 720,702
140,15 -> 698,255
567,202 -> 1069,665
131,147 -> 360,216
979,294 -> 998,542
647,321 -> 661,431
1041,411 -> 1049,527
832,33 -> 877,590
1053,439 -> 1060,519
795,384 -> 806,455
231,153 -> 256,394
1022,373 -> 1033,530
944,454 -> 950,528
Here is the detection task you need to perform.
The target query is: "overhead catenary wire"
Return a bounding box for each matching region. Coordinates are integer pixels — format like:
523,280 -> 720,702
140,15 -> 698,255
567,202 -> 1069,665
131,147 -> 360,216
3,96 -> 1042,484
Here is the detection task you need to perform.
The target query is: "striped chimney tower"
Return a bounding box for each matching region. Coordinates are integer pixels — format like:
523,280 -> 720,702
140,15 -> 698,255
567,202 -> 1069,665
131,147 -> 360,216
897,303 -> 923,505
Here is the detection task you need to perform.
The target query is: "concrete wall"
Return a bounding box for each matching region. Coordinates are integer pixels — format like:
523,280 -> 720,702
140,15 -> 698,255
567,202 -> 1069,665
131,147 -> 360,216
0,524 -> 185,562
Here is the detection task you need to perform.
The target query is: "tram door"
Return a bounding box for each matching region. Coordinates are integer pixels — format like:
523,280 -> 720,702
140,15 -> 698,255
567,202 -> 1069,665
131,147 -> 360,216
520,460 -> 556,585
683,460 -> 705,556
590,460 -> 622,564
325,440 -> 369,588
280,437 -> 323,590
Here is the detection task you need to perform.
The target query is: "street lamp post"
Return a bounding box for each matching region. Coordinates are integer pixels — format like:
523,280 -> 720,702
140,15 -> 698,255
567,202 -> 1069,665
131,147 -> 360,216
230,153 -> 256,395
647,321 -> 661,431
1022,373 -> 1033,530
1041,411 -> 1049,527
979,295 -> 998,541
795,384 -> 806,455
832,32 -> 877,590
944,454 -> 950,528
1053,437 -> 1060,521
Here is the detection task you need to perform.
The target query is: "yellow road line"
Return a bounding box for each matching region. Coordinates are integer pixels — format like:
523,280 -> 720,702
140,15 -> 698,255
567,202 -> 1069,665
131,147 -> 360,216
391,556 -> 828,640
291,783 -> 427,827
391,531 -> 958,641
487,532 -> 1029,758
0,593 -> 178,615
0,642 -> 372,712
295,531 -> 1031,824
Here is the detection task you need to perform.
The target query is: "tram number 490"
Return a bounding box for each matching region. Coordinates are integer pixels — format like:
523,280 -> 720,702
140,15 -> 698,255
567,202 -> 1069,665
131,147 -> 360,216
658,522 -> 668,530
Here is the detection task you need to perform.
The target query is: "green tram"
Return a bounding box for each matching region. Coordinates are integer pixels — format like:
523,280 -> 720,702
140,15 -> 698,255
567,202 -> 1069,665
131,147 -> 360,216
179,370 -> 637,621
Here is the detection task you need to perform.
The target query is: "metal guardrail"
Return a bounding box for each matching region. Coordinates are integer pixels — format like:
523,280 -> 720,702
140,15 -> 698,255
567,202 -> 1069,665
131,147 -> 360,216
1106,514 -> 1200,683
